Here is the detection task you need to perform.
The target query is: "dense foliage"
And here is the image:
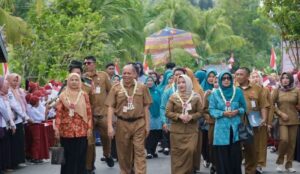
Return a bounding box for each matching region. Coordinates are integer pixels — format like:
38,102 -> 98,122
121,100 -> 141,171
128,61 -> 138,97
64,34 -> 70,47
0,0 -> 286,83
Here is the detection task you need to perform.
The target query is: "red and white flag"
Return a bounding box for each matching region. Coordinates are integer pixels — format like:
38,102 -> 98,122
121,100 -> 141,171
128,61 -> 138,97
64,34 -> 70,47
270,47 -> 277,70
2,63 -> 9,77
114,62 -> 120,75
143,55 -> 149,75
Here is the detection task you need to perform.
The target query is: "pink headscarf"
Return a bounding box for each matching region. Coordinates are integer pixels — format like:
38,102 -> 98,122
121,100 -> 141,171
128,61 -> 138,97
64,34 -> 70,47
6,73 -> 27,112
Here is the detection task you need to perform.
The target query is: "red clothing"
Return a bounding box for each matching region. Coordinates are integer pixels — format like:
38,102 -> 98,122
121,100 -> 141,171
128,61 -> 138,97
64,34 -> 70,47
25,124 -> 49,160
55,93 -> 92,138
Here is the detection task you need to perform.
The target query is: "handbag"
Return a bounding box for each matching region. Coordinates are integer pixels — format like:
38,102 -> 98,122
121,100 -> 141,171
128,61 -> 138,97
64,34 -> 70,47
51,144 -> 65,165
238,113 -> 254,144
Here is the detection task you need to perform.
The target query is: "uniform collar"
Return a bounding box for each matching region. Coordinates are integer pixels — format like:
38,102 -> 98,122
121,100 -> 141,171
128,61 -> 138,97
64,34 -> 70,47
236,80 -> 253,90
85,71 -> 97,77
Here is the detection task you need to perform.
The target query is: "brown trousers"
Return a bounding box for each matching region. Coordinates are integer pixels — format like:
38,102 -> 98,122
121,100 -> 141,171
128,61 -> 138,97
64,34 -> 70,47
115,119 -> 146,174
86,135 -> 96,170
170,132 -> 198,174
193,130 -> 202,170
257,126 -> 268,167
276,125 -> 298,169
94,116 -> 111,157
244,126 -> 268,174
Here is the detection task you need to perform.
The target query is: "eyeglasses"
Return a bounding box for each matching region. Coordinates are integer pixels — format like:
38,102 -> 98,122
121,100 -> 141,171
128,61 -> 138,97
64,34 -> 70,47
84,61 -> 94,65
222,76 -> 231,81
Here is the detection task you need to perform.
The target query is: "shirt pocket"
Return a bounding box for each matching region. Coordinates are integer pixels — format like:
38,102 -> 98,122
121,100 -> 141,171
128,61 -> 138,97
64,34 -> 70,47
134,92 -> 144,105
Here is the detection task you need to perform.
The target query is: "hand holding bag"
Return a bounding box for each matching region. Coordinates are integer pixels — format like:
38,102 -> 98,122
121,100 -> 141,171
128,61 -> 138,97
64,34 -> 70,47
51,143 -> 65,165
238,113 -> 254,144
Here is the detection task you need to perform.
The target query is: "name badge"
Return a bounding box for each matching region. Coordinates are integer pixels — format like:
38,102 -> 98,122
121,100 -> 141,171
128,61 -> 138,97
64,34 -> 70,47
123,106 -> 128,113
251,100 -> 256,108
186,103 -> 192,111
95,86 -> 101,94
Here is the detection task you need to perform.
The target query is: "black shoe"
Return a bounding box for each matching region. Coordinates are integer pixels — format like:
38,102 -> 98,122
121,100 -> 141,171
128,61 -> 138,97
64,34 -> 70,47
210,166 -> 216,174
105,157 -> 114,167
153,153 -> 158,158
158,149 -> 164,153
163,148 -> 169,155
146,154 -> 153,159
194,169 -> 201,173
100,157 -> 106,161
87,170 -> 95,174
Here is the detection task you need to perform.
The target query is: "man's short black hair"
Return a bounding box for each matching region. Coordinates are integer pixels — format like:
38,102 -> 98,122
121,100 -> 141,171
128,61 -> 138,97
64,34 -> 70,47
84,56 -> 96,62
105,63 -> 115,69
239,67 -> 251,75
68,60 -> 83,73
166,62 -> 176,70
173,67 -> 186,74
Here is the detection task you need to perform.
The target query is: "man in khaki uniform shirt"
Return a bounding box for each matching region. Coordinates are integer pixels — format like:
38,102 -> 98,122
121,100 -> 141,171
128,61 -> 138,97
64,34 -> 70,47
235,67 -> 270,174
106,64 -> 152,174
83,56 -> 114,169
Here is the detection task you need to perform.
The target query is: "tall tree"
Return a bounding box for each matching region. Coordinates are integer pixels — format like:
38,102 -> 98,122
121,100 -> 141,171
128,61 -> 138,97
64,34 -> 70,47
262,0 -> 300,69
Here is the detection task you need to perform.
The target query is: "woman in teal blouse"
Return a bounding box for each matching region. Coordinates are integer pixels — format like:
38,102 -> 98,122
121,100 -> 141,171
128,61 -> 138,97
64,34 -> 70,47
209,71 -> 247,174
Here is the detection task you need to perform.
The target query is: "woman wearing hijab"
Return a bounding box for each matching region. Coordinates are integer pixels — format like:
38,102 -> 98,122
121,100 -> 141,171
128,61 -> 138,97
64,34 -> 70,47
195,70 -> 206,84
157,70 -> 173,93
55,73 -> 93,174
250,71 -> 271,173
111,74 -> 121,85
209,71 -> 247,174
201,69 -> 217,173
166,74 -> 203,174
148,70 -> 161,85
0,77 -> 16,173
7,73 -> 31,168
185,68 -> 205,172
145,76 -> 162,159
271,72 -> 300,173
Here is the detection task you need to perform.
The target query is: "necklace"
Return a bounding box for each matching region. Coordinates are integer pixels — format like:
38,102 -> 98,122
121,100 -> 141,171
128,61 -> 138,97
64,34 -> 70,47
66,89 -> 82,117
176,91 -> 195,115
120,79 -> 137,110
218,86 -> 236,112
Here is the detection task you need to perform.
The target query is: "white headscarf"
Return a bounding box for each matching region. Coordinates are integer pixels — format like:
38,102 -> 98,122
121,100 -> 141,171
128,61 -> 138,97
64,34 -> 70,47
177,74 -> 193,95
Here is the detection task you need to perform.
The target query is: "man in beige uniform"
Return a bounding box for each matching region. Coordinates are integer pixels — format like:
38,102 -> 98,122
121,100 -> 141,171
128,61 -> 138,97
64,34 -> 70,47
235,67 -> 270,174
83,56 -> 114,168
106,64 -> 152,174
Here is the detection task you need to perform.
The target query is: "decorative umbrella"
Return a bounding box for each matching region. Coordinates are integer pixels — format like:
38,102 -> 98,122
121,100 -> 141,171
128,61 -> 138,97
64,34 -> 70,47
144,27 -> 199,65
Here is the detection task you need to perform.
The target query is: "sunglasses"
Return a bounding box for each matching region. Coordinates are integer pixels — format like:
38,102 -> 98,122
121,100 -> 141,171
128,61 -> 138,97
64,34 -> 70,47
222,76 -> 231,81
84,61 -> 94,65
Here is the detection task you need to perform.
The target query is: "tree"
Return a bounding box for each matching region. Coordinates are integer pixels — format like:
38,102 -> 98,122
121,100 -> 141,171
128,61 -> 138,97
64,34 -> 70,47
195,9 -> 246,63
0,7 -> 30,44
11,0 -> 109,83
262,0 -> 300,69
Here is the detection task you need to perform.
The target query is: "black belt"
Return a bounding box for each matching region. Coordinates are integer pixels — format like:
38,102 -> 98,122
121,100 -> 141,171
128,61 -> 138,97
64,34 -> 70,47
117,116 -> 143,122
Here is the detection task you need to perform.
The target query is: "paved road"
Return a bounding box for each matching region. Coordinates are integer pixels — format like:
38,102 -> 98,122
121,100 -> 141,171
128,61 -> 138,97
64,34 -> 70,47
11,147 -> 300,174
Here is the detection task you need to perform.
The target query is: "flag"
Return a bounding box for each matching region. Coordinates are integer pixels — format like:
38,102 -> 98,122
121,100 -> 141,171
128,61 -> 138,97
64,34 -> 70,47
270,47 -> 277,70
114,62 -> 120,75
143,55 -> 149,75
2,63 -> 9,77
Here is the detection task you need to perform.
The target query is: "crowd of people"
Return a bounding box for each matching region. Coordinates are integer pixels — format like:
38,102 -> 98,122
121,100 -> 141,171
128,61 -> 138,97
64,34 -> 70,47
1,56 -> 300,174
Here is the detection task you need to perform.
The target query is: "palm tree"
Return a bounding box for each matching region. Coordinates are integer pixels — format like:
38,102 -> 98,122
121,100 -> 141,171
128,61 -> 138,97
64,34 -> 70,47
195,9 -> 246,62
0,7 -> 30,44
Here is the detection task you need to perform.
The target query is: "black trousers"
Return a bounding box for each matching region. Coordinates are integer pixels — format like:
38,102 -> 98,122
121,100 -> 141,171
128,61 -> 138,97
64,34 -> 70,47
146,130 -> 162,155
201,130 -> 209,162
60,137 -> 87,174
213,128 -> 242,174
161,131 -> 170,149
0,129 -> 12,170
10,123 -> 25,168
111,137 -> 118,159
